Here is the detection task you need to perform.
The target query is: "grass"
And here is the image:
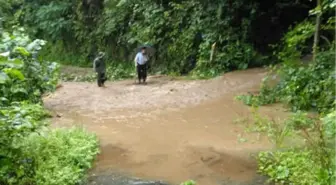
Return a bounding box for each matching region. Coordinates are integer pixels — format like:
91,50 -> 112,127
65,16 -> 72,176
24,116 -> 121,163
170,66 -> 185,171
22,127 -> 100,185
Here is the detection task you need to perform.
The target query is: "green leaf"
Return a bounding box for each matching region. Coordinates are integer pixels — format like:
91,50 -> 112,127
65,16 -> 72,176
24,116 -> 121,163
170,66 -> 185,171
14,47 -> 30,56
3,68 -> 25,80
0,71 -> 9,84
0,51 -> 10,57
11,87 -> 27,94
322,111 -> 336,139
0,58 -> 24,68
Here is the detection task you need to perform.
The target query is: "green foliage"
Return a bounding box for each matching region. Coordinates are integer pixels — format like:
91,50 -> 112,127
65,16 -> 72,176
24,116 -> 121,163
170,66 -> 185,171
193,41 -> 260,78
106,62 -> 135,81
8,0 -> 269,76
0,28 -> 99,185
180,180 -> 196,185
258,150 -> 321,184
0,102 -> 50,184
61,73 -> 95,82
0,28 -> 59,104
22,127 -> 99,185
235,83 -> 277,106
321,110 -> 336,142
237,49 -> 335,112
242,107 -> 295,148
237,7 -> 336,112
255,111 -> 335,185
61,62 -> 134,82
236,10 -> 335,183
237,11 -> 335,111
275,20 -> 316,62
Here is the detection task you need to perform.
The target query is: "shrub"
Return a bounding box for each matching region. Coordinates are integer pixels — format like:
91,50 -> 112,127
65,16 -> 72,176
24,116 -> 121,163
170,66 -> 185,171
0,28 -> 99,185
23,127 -> 99,185
250,110 -> 335,185
237,49 -> 335,112
180,180 -> 196,185
0,28 -> 59,104
60,62 -> 135,82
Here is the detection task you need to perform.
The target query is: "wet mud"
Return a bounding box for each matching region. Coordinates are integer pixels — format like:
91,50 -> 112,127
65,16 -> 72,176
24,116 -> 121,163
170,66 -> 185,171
44,68 -> 286,185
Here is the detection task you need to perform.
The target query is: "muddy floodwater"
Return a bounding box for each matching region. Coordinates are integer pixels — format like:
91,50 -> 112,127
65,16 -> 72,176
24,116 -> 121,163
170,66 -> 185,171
44,68 -> 286,185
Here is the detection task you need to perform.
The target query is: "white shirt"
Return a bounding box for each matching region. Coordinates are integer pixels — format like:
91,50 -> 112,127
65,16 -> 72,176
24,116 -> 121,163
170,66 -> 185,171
134,52 -> 148,65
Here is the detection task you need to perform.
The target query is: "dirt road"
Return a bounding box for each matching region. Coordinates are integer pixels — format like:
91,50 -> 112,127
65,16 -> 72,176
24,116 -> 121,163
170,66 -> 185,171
44,68 -> 285,185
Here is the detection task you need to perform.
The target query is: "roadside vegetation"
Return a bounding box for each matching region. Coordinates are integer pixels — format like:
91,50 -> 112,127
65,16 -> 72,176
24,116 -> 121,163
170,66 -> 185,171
0,28 -> 99,185
235,1 -> 335,184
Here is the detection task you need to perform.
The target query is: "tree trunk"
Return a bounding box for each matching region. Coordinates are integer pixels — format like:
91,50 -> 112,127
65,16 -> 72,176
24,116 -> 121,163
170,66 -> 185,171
312,0 -> 322,61
210,42 -> 216,62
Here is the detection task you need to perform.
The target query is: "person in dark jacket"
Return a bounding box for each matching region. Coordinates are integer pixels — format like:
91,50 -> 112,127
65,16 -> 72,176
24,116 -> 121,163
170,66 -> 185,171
93,52 -> 106,87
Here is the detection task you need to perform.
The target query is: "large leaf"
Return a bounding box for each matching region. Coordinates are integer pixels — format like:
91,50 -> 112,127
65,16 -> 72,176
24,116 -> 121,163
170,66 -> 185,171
3,68 -> 25,80
10,87 -> 27,94
0,71 -> 9,84
14,47 -> 30,56
0,58 -> 24,68
0,51 -> 10,57
26,39 -> 47,52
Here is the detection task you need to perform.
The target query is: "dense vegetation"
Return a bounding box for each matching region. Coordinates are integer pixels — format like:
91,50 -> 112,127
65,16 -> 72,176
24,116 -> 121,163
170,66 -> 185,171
0,28 -> 99,185
235,0 -> 335,184
1,0 -> 321,77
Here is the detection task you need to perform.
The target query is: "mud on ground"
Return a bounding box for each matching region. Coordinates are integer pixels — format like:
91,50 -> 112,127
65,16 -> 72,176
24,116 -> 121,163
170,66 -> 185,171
44,68 -> 286,185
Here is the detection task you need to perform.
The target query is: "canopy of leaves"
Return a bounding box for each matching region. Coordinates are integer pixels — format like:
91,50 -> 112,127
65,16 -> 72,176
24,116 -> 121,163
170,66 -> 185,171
2,0 -> 318,76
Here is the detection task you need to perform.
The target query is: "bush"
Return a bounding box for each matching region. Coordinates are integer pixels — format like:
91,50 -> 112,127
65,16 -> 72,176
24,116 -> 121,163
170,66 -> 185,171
192,41 -> 260,78
106,62 -> 135,81
251,110 -> 336,185
60,62 -> 135,82
0,28 -> 59,104
0,102 -> 50,185
180,180 -> 196,185
0,102 -> 99,185
0,28 -> 99,185
23,127 -> 99,185
258,150 -> 320,184
237,49 -> 335,112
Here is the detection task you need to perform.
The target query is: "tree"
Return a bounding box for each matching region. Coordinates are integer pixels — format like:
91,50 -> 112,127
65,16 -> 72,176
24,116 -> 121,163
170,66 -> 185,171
311,0 -> 335,61
312,0 -> 323,61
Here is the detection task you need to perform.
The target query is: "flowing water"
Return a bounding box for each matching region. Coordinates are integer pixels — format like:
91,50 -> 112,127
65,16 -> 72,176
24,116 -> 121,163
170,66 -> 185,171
44,68 -> 287,185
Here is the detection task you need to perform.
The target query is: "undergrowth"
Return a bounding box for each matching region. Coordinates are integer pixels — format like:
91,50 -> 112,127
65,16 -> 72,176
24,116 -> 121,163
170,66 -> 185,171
23,127 -> 99,185
61,62 -> 135,82
0,28 -> 99,185
236,49 -> 335,113
236,13 -> 335,185
253,110 -> 335,185
180,180 -> 196,185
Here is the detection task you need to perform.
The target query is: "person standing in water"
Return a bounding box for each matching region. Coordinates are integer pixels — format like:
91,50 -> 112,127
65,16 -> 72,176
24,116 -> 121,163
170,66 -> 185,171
134,47 -> 148,84
93,52 -> 106,87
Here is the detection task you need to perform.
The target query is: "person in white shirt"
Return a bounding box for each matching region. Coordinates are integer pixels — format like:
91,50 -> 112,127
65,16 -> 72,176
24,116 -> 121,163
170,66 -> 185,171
134,47 -> 148,84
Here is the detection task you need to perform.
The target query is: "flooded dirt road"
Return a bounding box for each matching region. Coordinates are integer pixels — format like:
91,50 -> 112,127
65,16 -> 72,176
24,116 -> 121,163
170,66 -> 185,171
44,68 -> 285,185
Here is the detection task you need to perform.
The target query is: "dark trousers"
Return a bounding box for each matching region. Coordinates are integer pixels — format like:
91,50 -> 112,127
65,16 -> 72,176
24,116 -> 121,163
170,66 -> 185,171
97,72 -> 106,87
137,63 -> 147,82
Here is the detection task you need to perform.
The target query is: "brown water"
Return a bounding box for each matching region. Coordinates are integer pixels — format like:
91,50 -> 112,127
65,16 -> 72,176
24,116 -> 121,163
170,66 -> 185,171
44,68 -> 287,185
